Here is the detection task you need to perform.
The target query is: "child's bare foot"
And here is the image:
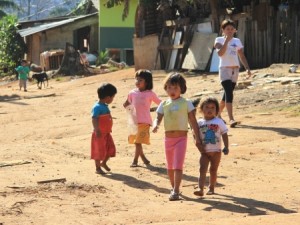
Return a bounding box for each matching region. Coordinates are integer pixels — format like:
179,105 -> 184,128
143,159 -> 150,165
193,189 -> 204,197
141,156 -> 150,165
206,189 -> 214,195
96,167 -> 105,174
100,162 -> 111,172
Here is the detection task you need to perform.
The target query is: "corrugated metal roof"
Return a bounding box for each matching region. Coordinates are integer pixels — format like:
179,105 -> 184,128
18,13 -> 98,37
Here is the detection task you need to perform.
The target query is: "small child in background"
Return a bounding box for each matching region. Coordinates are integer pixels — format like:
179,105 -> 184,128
123,69 -> 161,167
152,72 -> 202,201
15,59 -> 30,92
194,97 -> 229,197
91,83 -> 117,174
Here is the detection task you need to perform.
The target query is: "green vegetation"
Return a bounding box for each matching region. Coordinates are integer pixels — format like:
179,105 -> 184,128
0,15 -> 27,76
96,50 -> 109,66
0,0 -> 19,18
282,104 -> 300,117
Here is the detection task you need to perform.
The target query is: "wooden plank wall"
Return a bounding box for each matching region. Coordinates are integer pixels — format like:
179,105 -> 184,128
243,6 -> 300,68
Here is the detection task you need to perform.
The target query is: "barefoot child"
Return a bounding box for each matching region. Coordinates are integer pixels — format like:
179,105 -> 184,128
152,72 -> 202,201
91,83 -> 117,174
123,70 -> 161,167
194,97 -> 229,197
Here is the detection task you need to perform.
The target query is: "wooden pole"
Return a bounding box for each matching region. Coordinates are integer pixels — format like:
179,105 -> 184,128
209,0 -> 219,33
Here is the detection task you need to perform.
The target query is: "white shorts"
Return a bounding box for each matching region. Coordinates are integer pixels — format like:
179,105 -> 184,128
219,67 -> 239,83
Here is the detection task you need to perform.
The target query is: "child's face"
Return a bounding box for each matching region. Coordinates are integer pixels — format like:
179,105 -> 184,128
222,25 -> 236,37
135,77 -> 146,91
201,102 -> 217,120
103,95 -> 115,104
166,84 -> 181,100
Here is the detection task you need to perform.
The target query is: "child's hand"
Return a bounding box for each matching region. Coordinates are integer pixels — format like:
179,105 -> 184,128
222,147 -> 229,155
224,35 -> 233,43
94,129 -> 101,138
196,141 -> 205,153
123,100 -> 130,108
243,69 -> 252,80
152,126 -> 159,133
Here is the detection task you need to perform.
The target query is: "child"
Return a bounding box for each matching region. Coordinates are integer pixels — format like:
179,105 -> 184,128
123,69 -> 161,167
15,59 -> 30,92
152,72 -> 202,201
91,83 -> 117,174
194,97 -> 229,197
214,19 -> 251,127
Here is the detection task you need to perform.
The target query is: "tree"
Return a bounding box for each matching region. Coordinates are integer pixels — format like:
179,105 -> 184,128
0,15 -> 27,72
49,7 -> 70,17
9,0 -> 81,21
0,0 -> 19,18
105,0 -> 213,21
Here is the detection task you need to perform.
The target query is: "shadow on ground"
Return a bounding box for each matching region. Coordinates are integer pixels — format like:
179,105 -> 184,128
238,124 -> 300,137
182,193 -> 297,215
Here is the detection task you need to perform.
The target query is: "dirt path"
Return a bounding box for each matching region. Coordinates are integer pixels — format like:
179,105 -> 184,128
0,67 -> 299,224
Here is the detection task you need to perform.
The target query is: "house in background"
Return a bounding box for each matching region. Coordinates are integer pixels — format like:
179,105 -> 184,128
98,0 -> 138,65
18,12 -> 99,70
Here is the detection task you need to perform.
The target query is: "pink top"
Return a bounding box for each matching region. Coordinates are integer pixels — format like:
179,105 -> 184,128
127,89 -> 161,125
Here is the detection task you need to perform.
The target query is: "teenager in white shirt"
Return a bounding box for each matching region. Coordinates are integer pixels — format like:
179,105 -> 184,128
214,19 -> 251,127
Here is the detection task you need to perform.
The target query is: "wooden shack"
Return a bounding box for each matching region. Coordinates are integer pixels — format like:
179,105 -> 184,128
132,0 -> 300,70
18,13 -> 99,69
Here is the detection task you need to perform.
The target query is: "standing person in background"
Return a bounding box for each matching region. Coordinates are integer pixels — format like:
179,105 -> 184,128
152,72 -> 203,201
194,97 -> 229,197
214,19 -> 251,127
15,59 -> 30,92
91,83 -> 117,174
123,70 -> 161,167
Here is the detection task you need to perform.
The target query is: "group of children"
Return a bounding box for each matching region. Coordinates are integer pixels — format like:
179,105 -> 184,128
91,70 -> 229,201
90,19 -> 251,201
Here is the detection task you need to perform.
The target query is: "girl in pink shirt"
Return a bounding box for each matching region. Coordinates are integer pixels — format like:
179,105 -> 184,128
123,70 -> 161,167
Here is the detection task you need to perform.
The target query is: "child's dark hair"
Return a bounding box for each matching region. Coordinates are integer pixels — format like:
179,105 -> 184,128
21,59 -> 27,64
163,72 -> 187,94
97,83 -> 117,99
135,69 -> 153,90
199,97 -> 220,114
221,19 -> 236,30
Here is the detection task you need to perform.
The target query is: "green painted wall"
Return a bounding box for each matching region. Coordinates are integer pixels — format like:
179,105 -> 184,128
100,27 -> 134,50
98,1 -> 137,51
99,2 -> 137,28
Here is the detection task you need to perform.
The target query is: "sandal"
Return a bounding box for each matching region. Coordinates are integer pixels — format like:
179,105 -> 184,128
95,167 -> 105,174
169,191 -> 180,201
130,162 -> 138,167
206,189 -> 215,195
229,120 -> 238,128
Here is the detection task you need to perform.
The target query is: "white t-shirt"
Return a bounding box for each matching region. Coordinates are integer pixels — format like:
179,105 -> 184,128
197,117 -> 228,152
215,37 -> 243,68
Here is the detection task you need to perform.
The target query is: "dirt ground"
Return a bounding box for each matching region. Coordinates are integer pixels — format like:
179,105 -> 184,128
0,65 -> 299,225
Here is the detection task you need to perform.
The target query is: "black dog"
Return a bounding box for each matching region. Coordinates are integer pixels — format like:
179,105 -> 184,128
32,72 -> 48,89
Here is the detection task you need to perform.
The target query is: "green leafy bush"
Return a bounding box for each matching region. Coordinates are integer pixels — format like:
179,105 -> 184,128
96,50 -> 109,66
0,15 -> 27,75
